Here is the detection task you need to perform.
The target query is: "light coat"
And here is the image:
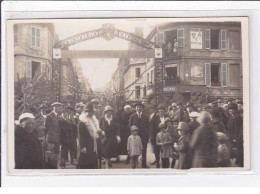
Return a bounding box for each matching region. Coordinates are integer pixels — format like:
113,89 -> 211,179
127,135 -> 143,157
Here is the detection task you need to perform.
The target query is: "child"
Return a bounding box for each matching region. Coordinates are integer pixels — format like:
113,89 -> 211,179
174,122 -> 191,169
216,132 -> 231,167
127,125 -> 143,169
156,123 -> 173,168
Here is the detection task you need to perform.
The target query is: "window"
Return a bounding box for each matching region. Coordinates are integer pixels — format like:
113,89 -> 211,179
158,33 -> 164,47
135,86 -> 141,99
165,65 -> 178,85
221,30 -> 227,50
165,30 -> 177,55
229,31 -> 241,51
210,30 -> 220,49
32,26 -> 41,48
229,64 -> 240,87
177,29 -> 184,47
147,72 -> 150,85
211,63 -> 221,86
14,24 -> 19,44
32,61 -> 41,79
205,29 -> 220,49
41,62 -> 46,73
135,67 -> 141,78
26,61 -> 32,81
143,85 -> 147,96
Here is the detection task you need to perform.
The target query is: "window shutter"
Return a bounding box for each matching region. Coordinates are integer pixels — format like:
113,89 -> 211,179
158,33 -> 164,47
205,29 -> 210,49
36,28 -> 40,48
221,63 -> 227,86
205,63 -> 211,86
177,28 -> 184,47
26,61 -> 32,81
221,30 -> 227,50
41,62 -> 46,73
32,27 -> 36,47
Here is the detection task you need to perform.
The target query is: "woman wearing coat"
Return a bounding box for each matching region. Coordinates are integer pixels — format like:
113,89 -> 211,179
15,113 -> 45,169
100,105 -> 121,169
77,103 -> 103,169
190,111 -> 218,168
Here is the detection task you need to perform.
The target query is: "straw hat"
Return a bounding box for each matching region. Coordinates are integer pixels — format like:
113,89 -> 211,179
19,113 -> 35,124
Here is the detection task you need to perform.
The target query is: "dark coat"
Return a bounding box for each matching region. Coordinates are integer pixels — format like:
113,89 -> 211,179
189,120 -> 200,135
45,112 -> 60,144
77,118 -> 100,167
212,119 -> 226,134
119,111 -> 133,155
150,115 -> 167,145
227,113 -> 242,141
15,125 -> 44,169
100,116 -> 120,159
190,125 -> 218,168
59,118 -> 77,146
175,134 -> 192,169
129,112 -> 149,148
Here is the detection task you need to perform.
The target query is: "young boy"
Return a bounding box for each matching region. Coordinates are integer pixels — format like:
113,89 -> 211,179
127,125 -> 143,169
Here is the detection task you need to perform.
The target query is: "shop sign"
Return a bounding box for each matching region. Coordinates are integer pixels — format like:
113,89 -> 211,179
163,86 -> 176,92
190,29 -> 202,49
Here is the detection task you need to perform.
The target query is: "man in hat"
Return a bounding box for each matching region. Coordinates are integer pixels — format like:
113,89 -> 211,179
15,113 -> 45,169
44,102 -> 62,168
226,103 -> 243,159
129,102 -> 149,168
150,104 -> 167,167
172,102 -> 184,125
59,105 -> 77,168
188,112 -> 200,135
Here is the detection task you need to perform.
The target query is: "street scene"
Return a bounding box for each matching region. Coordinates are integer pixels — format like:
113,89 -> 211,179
13,19 -> 244,170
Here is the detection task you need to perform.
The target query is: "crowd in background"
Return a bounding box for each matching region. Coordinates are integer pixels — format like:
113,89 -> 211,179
14,97 -> 244,169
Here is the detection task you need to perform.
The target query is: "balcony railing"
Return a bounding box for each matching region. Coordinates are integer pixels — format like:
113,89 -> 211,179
164,77 -> 180,86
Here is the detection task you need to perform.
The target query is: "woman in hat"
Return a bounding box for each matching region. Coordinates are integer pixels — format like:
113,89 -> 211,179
174,122 -> 192,169
15,113 -> 45,169
190,111 -> 218,168
77,103 -> 103,169
100,105 -> 121,168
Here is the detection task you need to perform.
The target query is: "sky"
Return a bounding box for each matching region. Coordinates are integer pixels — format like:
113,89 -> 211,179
53,19 -> 156,90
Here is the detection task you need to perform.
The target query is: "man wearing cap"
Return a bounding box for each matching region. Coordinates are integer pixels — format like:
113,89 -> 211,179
129,102 -> 149,168
150,104 -> 167,167
15,113 -> 44,169
44,102 -> 62,168
59,106 -> 77,168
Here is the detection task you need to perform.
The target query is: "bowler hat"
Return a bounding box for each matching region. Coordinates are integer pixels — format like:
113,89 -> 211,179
157,104 -> 165,111
65,105 -> 75,112
104,105 -> 113,114
84,103 -> 94,112
130,125 -> 138,132
177,122 -> 189,131
134,102 -> 145,108
51,102 -> 62,107
158,123 -> 166,129
228,103 -> 238,110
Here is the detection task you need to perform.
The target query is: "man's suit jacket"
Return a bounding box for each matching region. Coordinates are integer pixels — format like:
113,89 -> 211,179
45,112 -> 61,144
129,112 -> 149,148
150,115 -> 167,144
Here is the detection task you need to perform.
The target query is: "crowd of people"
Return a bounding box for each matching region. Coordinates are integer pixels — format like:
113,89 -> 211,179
14,97 -> 244,169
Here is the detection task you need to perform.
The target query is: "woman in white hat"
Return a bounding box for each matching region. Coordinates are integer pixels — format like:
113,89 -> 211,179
99,105 -> 121,168
15,113 -> 44,169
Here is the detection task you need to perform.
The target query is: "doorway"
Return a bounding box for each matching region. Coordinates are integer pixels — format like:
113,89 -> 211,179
32,61 -> 41,79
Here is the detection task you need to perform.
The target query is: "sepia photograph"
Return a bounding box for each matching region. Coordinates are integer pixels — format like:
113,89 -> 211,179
6,17 -> 249,173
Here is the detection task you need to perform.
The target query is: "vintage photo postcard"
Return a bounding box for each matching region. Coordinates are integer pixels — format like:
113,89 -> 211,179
6,17 -> 249,174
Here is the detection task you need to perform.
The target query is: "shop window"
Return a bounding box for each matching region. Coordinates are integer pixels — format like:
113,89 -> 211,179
229,31 -> 241,51
135,67 -> 141,78
14,24 -> 19,44
135,86 -> 141,99
32,26 -> 41,48
165,65 -> 179,85
211,63 -> 221,86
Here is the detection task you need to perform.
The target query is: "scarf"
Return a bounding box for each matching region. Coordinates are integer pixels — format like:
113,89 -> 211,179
79,113 -> 101,153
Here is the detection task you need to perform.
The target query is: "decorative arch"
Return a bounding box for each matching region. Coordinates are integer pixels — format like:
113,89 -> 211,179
55,23 -> 157,49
